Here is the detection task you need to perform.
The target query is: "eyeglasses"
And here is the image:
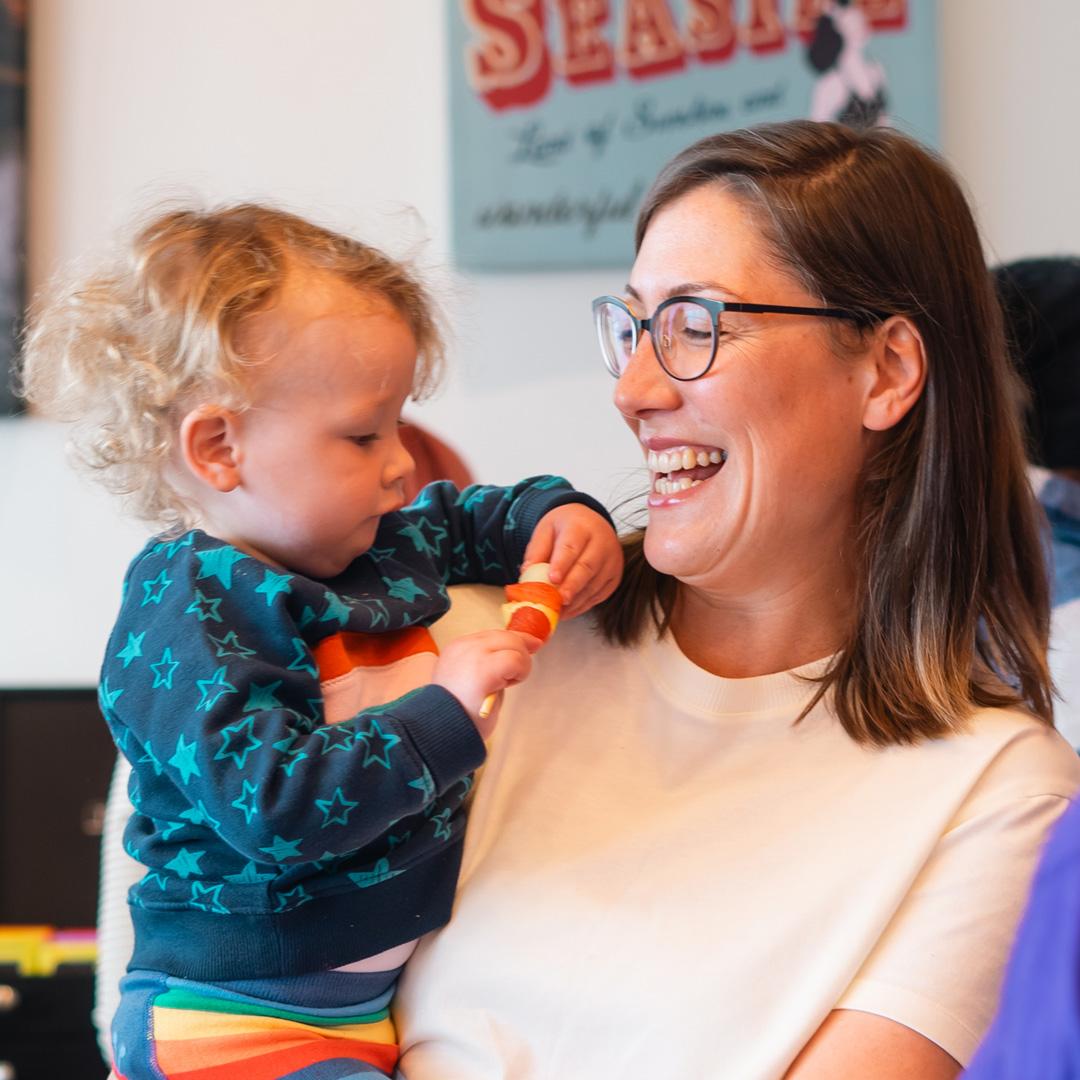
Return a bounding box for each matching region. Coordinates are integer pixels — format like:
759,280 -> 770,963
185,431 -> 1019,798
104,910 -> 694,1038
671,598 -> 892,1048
591,294 -> 886,381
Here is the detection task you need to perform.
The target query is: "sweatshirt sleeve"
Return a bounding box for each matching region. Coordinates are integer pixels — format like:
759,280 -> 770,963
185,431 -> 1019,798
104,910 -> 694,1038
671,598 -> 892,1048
397,475 -> 614,587
100,542 -> 486,866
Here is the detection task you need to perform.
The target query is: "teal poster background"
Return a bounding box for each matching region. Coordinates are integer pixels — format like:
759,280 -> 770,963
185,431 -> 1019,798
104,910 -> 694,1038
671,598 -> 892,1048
448,0 -> 938,271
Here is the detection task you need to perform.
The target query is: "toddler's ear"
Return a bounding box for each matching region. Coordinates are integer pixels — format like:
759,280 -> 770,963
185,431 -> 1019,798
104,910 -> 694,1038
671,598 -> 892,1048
179,405 -> 241,493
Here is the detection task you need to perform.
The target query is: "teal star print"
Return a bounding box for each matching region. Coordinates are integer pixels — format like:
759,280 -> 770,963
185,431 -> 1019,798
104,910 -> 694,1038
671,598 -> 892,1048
356,719 -> 401,769
456,486 -> 489,512
116,631 -> 145,669
138,742 -> 164,776
273,733 -> 308,776
190,882 -> 229,914
274,885 -> 312,912
208,631 -> 256,660
315,787 -> 359,828
397,518 -> 448,558
320,591 -> 351,627
185,589 -> 224,623
158,820 -> 185,841
214,716 -> 262,769
224,860 -> 275,885
164,847 -> 205,879
299,605 -> 317,628
315,725 -> 353,754
348,859 -> 403,889
286,638 -> 317,677
475,539 -> 503,572
196,666 -> 238,712
179,800 -> 220,830
100,678 -> 124,710
431,808 -> 453,841
409,487 -> 435,511
244,680 -> 283,713
366,546 -> 397,563
387,831 -> 412,850
196,546 -> 246,589
382,575 -> 427,603
141,872 -> 169,891
255,569 -> 293,606
153,533 -> 195,559
408,765 -> 435,801
150,647 -> 180,689
260,835 -> 303,862
231,780 -> 260,824
450,542 -> 470,578
455,775 -> 474,803
357,598 -> 389,629
141,570 -> 172,606
309,850 -> 340,871
168,734 -> 201,784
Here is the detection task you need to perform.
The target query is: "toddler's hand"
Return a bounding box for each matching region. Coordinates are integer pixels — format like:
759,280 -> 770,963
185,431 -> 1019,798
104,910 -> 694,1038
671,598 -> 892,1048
433,630 -> 539,739
522,505 -> 623,619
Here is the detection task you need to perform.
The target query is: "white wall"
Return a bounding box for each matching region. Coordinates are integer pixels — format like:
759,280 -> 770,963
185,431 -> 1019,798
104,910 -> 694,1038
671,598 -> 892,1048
2,0 -> 1079,686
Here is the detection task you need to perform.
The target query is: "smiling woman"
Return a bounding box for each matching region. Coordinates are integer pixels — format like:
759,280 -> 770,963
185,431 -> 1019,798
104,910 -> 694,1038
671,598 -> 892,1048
395,121 -> 1080,1080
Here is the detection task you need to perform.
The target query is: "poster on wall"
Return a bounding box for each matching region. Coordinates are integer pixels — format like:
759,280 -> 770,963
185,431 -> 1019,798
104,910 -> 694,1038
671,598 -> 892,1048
0,0 -> 24,413
448,0 -> 938,271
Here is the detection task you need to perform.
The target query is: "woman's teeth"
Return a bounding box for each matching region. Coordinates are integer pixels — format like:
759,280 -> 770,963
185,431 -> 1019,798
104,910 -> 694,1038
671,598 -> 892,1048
647,447 -> 724,473
647,445 -> 726,496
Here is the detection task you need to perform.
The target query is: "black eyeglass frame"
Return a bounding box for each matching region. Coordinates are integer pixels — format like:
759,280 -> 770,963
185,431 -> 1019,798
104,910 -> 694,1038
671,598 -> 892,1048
592,294 -> 889,381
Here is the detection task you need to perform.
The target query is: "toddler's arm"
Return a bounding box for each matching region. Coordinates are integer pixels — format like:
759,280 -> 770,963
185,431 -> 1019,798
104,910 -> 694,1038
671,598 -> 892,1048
395,476 -> 614,593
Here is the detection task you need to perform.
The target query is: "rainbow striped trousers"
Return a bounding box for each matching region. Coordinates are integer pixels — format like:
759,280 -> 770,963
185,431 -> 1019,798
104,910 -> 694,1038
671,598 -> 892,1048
112,969 -> 399,1079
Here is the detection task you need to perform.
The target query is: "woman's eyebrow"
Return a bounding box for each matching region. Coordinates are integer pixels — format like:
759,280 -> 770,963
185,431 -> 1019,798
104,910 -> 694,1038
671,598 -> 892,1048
625,280 -> 744,302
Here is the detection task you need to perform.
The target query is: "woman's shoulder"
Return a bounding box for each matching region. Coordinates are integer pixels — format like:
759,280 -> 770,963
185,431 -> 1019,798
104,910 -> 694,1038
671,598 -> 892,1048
955,705 -> 1080,807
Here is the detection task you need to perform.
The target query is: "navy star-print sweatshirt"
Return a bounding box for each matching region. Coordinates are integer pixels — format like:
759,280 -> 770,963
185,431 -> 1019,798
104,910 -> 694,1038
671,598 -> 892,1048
99,476 -> 609,980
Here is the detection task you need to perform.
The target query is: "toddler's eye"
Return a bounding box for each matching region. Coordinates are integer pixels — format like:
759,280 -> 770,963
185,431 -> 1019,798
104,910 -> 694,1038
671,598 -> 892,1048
350,434 -> 377,446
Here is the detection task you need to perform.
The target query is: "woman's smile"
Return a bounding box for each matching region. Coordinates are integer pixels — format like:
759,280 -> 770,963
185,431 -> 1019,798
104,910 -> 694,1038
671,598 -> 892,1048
644,441 -> 727,502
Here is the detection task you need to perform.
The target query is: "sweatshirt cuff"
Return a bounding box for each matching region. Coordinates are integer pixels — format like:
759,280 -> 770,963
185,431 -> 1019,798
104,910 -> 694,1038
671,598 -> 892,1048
390,684 -> 487,794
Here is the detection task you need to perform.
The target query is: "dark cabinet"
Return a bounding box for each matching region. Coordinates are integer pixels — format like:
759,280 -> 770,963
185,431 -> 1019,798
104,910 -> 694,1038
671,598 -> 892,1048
0,690 -> 117,1077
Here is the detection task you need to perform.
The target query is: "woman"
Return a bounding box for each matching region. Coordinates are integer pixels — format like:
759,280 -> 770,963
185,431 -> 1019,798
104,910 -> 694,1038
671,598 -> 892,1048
394,121 -> 1080,1078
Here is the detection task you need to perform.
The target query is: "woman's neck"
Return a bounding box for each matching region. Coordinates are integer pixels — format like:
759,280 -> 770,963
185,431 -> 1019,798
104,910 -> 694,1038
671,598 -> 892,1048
669,569 -> 855,679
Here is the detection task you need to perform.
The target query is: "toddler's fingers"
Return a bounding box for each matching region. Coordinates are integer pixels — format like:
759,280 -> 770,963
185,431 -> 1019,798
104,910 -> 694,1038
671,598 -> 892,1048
561,574 -> 620,619
547,525 -> 592,588
521,519 -> 556,572
512,630 -> 545,654
494,640 -> 533,687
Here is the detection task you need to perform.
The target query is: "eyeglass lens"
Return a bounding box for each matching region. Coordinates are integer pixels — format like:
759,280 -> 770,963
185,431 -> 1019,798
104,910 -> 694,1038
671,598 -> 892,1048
596,299 -> 717,380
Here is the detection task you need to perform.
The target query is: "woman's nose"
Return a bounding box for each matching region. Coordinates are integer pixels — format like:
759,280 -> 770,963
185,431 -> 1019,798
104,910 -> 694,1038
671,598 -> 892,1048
613,335 -> 681,419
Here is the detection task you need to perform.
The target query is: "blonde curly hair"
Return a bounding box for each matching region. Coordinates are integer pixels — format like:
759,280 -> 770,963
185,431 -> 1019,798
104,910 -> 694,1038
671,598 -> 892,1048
18,203 -> 445,531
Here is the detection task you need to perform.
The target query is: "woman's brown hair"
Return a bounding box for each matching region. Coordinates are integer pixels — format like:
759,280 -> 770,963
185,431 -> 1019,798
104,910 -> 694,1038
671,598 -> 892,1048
597,120 -> 1052,745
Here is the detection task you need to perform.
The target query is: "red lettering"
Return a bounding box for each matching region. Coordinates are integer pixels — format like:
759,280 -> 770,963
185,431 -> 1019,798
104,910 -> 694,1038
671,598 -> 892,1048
742,0 -> 786,54
791,0 -> 829,41
619,0 -> 686,80
858,0 -> 907,31
686,0 -> 736,64
463,0 -> 552,111
553,0 -> 615,85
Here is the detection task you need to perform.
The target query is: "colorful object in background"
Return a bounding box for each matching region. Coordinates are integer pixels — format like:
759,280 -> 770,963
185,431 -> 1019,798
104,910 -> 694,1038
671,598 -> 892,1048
0,925 -> 96,975
479,563 -> 562,721
399,422 -> 473,501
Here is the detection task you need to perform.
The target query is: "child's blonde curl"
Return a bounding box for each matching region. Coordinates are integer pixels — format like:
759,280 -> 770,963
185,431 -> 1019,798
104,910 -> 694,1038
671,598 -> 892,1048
18,203 -> 446,532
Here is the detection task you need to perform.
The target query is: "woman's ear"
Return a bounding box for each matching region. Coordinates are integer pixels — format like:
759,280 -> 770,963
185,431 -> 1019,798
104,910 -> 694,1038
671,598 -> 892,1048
178,405 -> 242,493
862,316 -> 927,432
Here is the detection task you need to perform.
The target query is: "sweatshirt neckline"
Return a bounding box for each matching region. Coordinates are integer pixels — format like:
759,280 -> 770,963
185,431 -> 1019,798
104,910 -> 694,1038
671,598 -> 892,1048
642,630 -> 833,716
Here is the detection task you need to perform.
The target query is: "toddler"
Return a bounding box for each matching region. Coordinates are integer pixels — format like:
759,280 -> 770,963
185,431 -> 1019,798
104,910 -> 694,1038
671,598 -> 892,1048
20,204 -> 621,1079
